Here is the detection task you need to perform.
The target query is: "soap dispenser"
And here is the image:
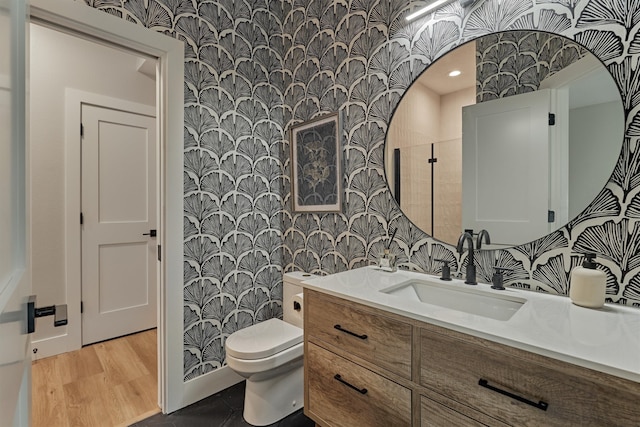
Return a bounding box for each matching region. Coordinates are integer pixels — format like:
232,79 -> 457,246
569,253 -> 606,308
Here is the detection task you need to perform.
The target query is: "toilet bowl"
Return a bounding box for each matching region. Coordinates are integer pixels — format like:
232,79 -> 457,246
225,271 -> 315,426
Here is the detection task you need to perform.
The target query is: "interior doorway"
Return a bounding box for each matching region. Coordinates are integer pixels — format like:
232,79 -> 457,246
29,22 -> 159,348
29,0 -> 185,413
29,20 -> 161,420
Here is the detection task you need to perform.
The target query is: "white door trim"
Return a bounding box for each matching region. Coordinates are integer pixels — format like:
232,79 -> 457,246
29,0 -> 184,413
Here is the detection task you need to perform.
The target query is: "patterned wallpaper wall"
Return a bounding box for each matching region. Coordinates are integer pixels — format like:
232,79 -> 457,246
86,0 -> 640,380
476,31 -> 589,102
86,0 -> 291,380
282,0 -> 640,309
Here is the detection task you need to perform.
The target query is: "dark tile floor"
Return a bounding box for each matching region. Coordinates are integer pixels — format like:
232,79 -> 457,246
131,381 -> 315,427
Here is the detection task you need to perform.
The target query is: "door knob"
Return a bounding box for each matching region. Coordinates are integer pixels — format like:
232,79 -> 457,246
27,296 -> 67,334
143,229 -> 157,237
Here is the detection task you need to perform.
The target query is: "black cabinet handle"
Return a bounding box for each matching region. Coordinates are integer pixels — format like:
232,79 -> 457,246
143,229 -> 157,237
479,379 -> 548,411
334,374 -> 368,395
334,324 -> 367,340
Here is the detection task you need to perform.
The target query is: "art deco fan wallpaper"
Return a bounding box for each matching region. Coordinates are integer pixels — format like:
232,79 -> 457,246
86,0 -> 640,380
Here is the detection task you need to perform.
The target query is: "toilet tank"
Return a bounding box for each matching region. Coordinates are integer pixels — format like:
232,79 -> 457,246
283,271 -> 317,328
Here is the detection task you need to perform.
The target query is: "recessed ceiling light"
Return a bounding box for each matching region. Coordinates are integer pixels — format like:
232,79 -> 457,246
449,70 -> 462,77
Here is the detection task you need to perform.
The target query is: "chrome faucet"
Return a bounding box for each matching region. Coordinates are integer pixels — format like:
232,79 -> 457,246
456,232 -> 477,285
476,229 -> 491,249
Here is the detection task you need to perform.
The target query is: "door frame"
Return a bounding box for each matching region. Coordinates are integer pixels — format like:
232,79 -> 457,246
539,54 -> 604,227
29,0 -> 184,413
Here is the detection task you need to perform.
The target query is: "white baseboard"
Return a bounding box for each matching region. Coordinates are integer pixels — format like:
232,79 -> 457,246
179,366 -> 244,411
31,333 -> 79,360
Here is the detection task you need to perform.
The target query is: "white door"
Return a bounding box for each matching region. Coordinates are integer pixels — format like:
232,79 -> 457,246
462,90 -> 551,246
81,104 -> 157,345
0,0 -> 30,425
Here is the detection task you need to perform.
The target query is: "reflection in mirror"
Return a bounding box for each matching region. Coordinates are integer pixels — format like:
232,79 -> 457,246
385,31 -> 624,248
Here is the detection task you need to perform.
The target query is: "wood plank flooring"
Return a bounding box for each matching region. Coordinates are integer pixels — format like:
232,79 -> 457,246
32,329 -> 159,427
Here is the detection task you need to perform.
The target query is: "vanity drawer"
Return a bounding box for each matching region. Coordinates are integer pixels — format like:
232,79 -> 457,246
306,342 -> 411,427
420,327 -> 640,426
420,389 -> 510,427
305,290 -> 412,379
421,396 -> 491,427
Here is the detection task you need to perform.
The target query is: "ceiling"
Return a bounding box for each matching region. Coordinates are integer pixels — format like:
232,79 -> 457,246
416,41 -> 476,96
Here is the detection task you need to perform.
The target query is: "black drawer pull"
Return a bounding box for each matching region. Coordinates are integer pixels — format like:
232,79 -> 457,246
479,379 -> 548,411
334,374 -> 368,395
334,324 -> 368,340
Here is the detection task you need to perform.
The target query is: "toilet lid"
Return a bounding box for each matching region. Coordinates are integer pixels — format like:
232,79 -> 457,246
225,318 -> 303,360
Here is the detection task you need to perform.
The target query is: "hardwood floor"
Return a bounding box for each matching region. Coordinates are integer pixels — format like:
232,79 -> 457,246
32,329 -> 159,427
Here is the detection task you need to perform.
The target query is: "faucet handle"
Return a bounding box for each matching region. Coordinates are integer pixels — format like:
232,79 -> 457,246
491,266 -> 512,290
434,258 -> 452,281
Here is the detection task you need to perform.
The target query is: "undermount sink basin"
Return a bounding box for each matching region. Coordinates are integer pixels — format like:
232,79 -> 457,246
380,279 -> 526,321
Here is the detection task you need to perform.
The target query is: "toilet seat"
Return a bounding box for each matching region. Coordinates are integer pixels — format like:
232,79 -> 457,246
225,318 -> 302,360
226,342 -> 303,376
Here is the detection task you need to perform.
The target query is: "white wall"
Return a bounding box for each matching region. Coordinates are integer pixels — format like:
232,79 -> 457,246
387,81 -> 441,233
434,87 -> 474,243
387,81 -> 441,151
386,82 -> 475,242
439,87 -> 475,142
30,23 -> 155,349
569,101 -> 623,218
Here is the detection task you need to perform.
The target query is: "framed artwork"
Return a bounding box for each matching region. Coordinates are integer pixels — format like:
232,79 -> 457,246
290,113 -> 342,213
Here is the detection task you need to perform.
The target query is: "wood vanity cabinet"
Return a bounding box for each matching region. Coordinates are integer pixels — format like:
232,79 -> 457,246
303,289 -> 640,427
304,288 -> 412,379
304,290 -> 412,426
420,324 -> 640,426
306,342 -> 411,427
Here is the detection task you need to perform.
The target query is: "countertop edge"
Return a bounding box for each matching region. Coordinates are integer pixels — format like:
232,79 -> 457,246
299,269 -> 640,384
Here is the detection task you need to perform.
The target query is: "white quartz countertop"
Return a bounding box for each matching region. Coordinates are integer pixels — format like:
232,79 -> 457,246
300,266 -> 640,383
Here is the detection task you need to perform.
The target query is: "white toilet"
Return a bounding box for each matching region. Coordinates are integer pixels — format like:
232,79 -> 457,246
225,271 -> 316,426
